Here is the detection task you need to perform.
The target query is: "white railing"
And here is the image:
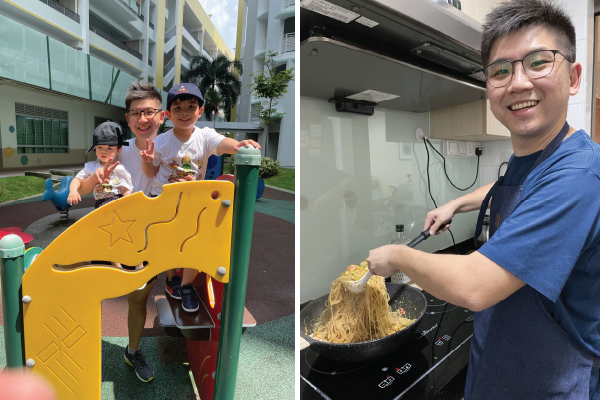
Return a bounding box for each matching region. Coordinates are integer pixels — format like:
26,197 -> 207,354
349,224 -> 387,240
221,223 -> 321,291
284,0 -> 295,8
202,49 -> 213,61
281,33 -> 294,54
164,25 -> 177,43
164,57 -> 175,75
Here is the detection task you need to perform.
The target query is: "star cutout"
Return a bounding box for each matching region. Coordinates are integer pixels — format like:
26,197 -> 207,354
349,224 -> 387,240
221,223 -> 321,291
99,212 -> 135,247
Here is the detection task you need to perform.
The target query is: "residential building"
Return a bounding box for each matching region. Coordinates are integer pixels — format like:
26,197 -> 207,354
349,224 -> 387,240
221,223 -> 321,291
0,0 -> 231,169
235,0 -> 295,168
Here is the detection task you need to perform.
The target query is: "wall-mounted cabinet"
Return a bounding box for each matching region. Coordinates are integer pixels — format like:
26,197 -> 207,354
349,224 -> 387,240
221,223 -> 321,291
430,99 -> 511,142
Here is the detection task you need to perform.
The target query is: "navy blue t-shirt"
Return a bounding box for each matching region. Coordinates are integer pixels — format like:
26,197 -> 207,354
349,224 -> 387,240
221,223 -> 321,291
479,130 -> 600,360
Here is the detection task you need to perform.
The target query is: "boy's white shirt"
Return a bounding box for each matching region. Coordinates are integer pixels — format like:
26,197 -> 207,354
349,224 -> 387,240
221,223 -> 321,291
117,138 -> 154,196
150,127 -> 224,196
76,160 -> 133,200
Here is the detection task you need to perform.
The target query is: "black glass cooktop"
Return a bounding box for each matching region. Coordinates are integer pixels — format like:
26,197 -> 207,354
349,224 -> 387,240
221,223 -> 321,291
300,292 -> 474,399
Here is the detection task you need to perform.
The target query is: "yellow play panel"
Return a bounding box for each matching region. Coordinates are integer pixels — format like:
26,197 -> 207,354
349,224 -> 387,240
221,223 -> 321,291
22,181 -> 234,400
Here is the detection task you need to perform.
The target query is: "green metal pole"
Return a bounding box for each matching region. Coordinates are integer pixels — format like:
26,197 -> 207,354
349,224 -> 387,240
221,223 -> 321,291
214,146 -> 261,400
0,234 -> 25,368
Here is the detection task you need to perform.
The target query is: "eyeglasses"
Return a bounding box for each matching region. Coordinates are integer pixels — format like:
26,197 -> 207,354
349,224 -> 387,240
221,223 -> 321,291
127,108 -> 161,119
484,50 -> 573,88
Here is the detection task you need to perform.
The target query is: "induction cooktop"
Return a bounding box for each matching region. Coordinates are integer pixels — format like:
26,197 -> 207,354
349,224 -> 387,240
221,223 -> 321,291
300,291 -> 474,399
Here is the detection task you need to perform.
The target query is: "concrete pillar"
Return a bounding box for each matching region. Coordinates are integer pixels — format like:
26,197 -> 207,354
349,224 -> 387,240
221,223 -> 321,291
80,0 -> 89,54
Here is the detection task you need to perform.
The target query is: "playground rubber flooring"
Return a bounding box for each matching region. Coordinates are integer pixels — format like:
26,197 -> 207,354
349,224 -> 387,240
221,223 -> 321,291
0,187 -> 295,400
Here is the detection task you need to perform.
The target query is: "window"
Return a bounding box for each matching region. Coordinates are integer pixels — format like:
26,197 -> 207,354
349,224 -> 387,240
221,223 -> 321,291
94,116 -> 112,128
120,121 -> 133,140
251,103 -> 260,121
15,103 -> 68,154
274,64 -> 286,75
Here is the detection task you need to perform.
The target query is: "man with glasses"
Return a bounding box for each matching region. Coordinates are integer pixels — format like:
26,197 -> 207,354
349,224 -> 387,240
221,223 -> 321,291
94,81 -> 165,382
367,0 -> 600,398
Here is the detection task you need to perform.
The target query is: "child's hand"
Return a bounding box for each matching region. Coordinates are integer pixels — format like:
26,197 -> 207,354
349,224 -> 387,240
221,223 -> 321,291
234,140 -> 261,151
67,190 -> 81,206
140,139 -> 155,163
183,175 -> 195,181
94,158 -> 119,184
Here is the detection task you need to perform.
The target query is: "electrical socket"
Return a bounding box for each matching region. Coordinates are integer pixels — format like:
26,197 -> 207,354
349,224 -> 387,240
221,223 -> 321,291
466,141 -> 481,156
445,140 -> 458,156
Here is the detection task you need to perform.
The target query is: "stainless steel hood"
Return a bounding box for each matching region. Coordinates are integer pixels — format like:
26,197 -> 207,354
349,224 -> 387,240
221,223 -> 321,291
300,0 -> 488,112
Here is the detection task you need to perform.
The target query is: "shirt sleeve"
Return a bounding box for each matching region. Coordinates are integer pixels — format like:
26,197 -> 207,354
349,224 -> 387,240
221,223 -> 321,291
478,168 -> 600,302
117,167 -> 133,192
151,135 -> 163,167
75,162 -> 94,181
205,129 -> 225,155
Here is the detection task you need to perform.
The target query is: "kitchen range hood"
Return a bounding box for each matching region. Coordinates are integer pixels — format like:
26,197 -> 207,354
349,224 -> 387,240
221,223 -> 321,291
300,0 -> 488,113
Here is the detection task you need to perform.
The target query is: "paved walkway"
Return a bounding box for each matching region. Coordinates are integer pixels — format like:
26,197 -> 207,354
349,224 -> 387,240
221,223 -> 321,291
0,164 -> 83,178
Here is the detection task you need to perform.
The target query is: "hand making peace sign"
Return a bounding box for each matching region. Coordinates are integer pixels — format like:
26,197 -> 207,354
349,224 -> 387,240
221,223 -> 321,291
140,139 -> 155,164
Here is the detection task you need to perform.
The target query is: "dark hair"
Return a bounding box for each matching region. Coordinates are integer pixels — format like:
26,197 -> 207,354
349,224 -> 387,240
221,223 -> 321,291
481,0 -> 576,68
125,81 -> 162,111
167,94 -> 200,112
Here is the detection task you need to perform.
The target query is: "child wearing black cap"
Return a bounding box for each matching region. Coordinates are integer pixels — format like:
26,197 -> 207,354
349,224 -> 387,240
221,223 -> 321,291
68,121 -> 133,208
139,82 -> 260,313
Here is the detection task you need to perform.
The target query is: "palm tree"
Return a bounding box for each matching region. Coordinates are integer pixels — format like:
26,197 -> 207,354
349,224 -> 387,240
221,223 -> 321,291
182,54 -> 243,122
204,88 -> 225,129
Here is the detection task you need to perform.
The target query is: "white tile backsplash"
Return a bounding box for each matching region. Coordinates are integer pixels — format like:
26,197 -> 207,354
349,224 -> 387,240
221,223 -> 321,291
480,166 -> 499,186
567,102 -> 584,130
480,141 -> 499,167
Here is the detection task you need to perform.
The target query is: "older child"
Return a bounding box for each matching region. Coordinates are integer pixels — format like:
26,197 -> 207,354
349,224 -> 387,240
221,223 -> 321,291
140,82 -> 260,313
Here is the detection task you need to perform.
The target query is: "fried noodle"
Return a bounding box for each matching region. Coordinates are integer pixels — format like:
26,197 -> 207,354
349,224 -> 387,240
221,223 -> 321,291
310,261 -> 415,343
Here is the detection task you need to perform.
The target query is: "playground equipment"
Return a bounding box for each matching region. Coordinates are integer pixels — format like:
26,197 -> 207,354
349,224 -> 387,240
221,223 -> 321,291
0,146 -> 262,400
217,174 -> 265,199
42,175 -> 74,219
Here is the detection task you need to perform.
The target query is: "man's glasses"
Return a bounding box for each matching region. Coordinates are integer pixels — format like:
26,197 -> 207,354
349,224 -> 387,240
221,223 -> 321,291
484,50 -> 573,88
127,108 -> 161,119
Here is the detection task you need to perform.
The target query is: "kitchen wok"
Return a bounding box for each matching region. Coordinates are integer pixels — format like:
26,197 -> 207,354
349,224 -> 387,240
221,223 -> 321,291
300,282 -> 427,363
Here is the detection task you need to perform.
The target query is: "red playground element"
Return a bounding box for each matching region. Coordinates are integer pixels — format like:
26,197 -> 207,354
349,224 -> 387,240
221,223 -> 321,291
216,174 -> 234,183
180,269 -> 256,399
0,227 -> 34,247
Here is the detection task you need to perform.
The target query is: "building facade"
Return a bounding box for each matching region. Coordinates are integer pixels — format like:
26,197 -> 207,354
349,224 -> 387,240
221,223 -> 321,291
0,0 -> 231,169
235,0 -> 295,168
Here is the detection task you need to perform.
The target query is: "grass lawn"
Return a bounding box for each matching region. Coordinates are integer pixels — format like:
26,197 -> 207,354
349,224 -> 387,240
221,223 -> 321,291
0,176 -> 47,203
263,168 -> 294,192
223,163 -> 295,192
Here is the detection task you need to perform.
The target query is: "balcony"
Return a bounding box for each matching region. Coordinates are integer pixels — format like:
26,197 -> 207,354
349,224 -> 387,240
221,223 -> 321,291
202,48 -> 213,62
149,21 -> 154,30
281,33 -> 294,54
258,0 -> 269,20
148,59 -> 152,66
183,21 -> 200,45
182,51 -> 191,62
38,0 -> 80,23
284,0 -> 295,7
89,24 -> 142,60
164,57 -> 175,75
164,25 -> 177,44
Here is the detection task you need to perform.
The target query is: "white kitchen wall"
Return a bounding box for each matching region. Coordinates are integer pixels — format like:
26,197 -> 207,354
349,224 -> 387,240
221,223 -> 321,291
300,97 -> 481,302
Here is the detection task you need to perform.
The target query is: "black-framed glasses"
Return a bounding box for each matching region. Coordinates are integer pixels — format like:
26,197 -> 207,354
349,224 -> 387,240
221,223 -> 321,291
484,50 -> 573,88
127,108 -> 162,119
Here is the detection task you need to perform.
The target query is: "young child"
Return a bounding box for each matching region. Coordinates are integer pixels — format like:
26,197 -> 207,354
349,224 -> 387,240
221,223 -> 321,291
140,82 -> 260,313
68,121 -> 134,268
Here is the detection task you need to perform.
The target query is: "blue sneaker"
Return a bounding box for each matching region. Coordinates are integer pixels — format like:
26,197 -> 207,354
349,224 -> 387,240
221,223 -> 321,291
165,275 -> 182,300
181,284 -> 199,313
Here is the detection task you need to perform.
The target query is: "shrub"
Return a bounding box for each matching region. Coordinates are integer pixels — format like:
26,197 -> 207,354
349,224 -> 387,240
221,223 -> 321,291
259,157 -> 281,178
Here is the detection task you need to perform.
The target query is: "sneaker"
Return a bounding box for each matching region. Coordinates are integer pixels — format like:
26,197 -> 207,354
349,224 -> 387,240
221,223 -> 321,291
124,346 -> 154,382
181,284 -> 199,313
165,275 -> 182,300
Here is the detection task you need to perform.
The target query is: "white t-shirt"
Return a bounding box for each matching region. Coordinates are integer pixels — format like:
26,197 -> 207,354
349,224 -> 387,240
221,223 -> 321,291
151,127 -> 224,196
76,160 -> 133,200
117,138 -> 154,196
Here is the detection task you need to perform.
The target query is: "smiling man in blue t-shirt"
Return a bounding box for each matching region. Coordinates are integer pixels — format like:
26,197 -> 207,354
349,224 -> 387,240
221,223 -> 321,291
367,0 -> 600,398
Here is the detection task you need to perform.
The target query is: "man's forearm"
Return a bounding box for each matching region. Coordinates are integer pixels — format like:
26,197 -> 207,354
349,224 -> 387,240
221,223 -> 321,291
141,162 -> 156,178
450,182 -> 494,214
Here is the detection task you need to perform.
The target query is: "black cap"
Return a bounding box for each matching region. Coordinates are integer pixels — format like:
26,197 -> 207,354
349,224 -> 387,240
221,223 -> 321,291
396,224 -> 404,232
167,82 -> 204,110
85,121 -> 129,155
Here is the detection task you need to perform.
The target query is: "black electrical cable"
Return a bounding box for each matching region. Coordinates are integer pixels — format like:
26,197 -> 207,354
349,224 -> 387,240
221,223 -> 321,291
423,139 -> 460,255
498,161 -> 508,179
425,139 -> 480,191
